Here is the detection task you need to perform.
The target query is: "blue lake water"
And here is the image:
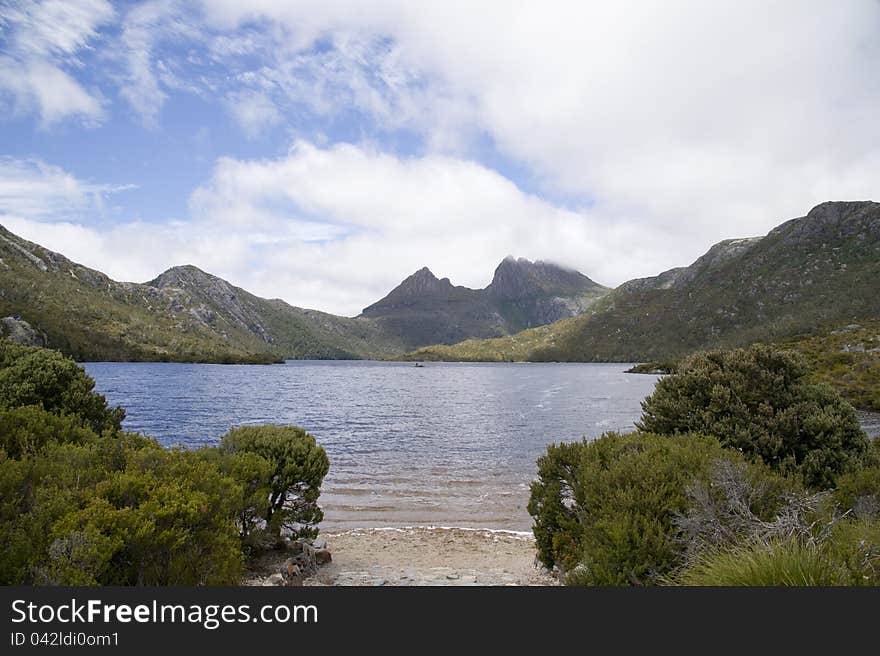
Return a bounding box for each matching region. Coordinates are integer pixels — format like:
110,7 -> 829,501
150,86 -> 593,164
83,361 -> 660,530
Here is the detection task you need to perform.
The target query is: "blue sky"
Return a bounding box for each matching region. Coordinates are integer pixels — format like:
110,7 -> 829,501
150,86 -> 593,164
2,1 -> 879,315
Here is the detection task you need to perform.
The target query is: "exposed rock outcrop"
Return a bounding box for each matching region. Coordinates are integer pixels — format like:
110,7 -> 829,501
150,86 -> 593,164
360,257 -> 609,348
0,316 -> 46,347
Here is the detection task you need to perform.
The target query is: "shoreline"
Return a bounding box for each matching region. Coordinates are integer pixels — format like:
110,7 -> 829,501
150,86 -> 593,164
244,525 -> 557,587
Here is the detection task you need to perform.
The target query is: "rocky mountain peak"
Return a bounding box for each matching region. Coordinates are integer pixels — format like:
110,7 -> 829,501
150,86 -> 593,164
769,200 -> 880,245
362,266 -> 456,314
147,264 -> 218,290
487,256 -> 603,299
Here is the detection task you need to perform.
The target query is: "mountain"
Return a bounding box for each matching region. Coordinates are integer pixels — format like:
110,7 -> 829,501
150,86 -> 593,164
360,258 -> 609,349
401,201 -> 880,362
0,226 -> 404,362
0,224 -> 604,362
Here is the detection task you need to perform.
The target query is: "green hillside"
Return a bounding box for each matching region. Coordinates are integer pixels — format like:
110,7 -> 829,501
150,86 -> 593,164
0,226 -> 402,362
402,201 -> 880,364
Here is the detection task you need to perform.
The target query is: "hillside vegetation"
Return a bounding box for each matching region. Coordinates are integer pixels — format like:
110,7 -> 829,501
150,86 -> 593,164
0,226 -> 404,362
780,321 -> 880,411
403,201 -> 880,364
0,225 -> 605,363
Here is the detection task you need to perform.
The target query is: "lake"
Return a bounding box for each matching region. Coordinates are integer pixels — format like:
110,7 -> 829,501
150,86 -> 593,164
83,361 -> 660,531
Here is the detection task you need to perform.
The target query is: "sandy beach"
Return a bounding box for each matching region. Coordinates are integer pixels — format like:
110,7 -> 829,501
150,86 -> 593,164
244,526 -> 558,586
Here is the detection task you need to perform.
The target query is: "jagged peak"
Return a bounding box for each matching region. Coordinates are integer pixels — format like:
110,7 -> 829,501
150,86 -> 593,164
488,256 -> 603,298
409,266 -> 440,280
147,264 -> 218,288
360,266 -> 459,315
389,266 -> 452,293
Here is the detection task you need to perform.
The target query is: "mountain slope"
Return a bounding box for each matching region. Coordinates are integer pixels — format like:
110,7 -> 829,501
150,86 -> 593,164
360,258 -> 608,349
0,226 -> 402,362
143,264 -> 405,359
402,201 -> 880,362
1,224 -> 604,362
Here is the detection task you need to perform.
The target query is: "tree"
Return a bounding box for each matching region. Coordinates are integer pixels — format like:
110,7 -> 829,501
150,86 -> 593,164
0,340 -> 124,433
637,345 -> 868,489
221,425 -> 329,539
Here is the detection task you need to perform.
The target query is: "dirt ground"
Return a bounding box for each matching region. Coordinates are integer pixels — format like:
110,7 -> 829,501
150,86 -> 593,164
244,526 -> 558,586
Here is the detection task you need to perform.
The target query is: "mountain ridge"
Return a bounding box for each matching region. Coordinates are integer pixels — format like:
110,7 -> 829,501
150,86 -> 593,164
0,225 -> 605,362
360,257 -> 609,349
401,200 -> 880,363
5,200 -> 875,365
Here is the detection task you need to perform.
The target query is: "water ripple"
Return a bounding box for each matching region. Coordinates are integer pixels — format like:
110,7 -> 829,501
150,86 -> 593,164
84,361 -> 660,530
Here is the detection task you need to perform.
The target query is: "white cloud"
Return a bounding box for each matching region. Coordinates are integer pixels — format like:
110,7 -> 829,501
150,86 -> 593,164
115,0 -> 181,127
1,143 -> 690,316
0,0 -> 113,126
0,57 -> 108,126
192,0 -> 880,270
3,0 -> 114,57
224,89 -> 281,138
113,0 -> 208,126
0,157 -> 134,220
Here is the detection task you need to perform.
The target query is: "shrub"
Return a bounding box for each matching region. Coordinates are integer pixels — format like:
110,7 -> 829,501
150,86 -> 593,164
50,447 -> 244,585
822,519 -> 880,585
672,519 -> 880,586
528,431 -> 792,585
0,340 -> 124,433
0,410 -> 246,585
672,540 -> 850,586
0,343 -> 337,584
833,442 -> 880,519
0,344 -> 335,584
196,447 -> 274,552
0,405 -> 97,458
637,344 -> 869,489
673,458 -> 810,562
221,425 -> 329,539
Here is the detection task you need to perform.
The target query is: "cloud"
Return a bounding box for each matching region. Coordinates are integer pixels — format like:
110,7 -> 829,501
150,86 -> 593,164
1,143 -> 690,316
115,0 -> 181,127
0,157 -> 134,220
2,0 -> 114,57
0,0 -> 113,125
224,89 -> 281,138
193,0 -> 880,260
114,0 -> 210,126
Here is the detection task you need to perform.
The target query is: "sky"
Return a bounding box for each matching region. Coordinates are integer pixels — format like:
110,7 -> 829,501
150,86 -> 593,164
1,1 -> 879,317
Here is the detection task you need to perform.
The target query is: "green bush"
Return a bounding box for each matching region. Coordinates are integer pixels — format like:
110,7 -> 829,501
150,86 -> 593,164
528,431 -> 791,585
0,340 -> 124,433
833,442 -> 880,519
196,447 -> 274,553
0,405 -> 97,458
0,342 -> 331,584
637,344 -> 869,489
50,446 -> 244,585
221,425 -> 329,539
0,412 -> 245,585
822,519 -> 880,585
